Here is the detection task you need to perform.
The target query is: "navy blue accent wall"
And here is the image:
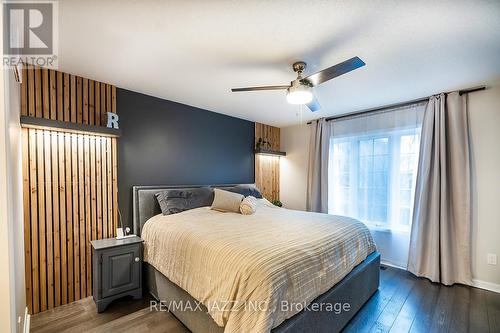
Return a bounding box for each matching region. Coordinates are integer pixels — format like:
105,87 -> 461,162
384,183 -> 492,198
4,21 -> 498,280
117,88 -> 255,227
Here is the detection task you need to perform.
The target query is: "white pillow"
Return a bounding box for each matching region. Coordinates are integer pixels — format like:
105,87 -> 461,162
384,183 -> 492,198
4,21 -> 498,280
240,196 -> 257,215
210,188 -> 244,213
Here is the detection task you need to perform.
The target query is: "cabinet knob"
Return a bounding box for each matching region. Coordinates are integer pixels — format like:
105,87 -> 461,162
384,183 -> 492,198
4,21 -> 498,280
134,257 -> 140,263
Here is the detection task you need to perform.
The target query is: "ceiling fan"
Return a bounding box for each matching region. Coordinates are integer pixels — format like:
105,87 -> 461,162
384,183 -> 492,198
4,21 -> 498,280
231,56 -> 365,112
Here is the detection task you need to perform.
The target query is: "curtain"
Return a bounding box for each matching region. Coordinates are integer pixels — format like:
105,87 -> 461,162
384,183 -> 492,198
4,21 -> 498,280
307,118 -> 330,213
328,103 -> 425,268
407,92 -> 472,285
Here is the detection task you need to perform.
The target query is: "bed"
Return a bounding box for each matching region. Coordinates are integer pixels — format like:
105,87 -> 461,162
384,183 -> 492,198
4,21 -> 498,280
133,184 -> 380,333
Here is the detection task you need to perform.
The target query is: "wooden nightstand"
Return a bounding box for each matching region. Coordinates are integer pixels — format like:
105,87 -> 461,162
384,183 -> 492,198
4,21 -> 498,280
91,236 -> 143,312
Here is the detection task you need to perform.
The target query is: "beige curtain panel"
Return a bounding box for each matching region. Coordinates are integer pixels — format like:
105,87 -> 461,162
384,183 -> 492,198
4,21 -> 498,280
407,92 -> 472,285
307,118 -> 330,213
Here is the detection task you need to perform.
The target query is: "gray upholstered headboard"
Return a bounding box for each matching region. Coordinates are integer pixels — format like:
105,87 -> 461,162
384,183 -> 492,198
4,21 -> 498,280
132,184 -> 254,235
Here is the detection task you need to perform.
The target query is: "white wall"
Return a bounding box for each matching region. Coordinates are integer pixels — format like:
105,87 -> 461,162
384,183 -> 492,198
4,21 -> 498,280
280,124 -> 309,212
280,84 -> 500,288
469,83 -> 500,288
0,21 -> 13,333
8,71 -> 25,332
1,6 -> 27,330
1,70 -> 26,332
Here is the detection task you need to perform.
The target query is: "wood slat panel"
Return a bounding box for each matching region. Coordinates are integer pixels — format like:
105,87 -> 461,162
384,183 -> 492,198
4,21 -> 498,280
28,66 -> 35,117
83,79 -> 89,124
28,129 -> 39,313
101,138 -> 108,239
22,66 -> 118,314
50,70 -> 57,120
89,81 -> 95,125
42,69 -> 50,119
71,134 -> 80,300
23,129 -> 118,313
35,67 -> 42,117
107,138 -> 113,237
106,85 -> 112,122
254,123 -> 280,201
77,77 -> 83,123
111,138 -> 118,234
100,83 -> 106,126
51,133 -> 60,307
95,82 -> 101,127
90,137 -> 97,283
21,66 -> 28,116
78,135 -> 85,298
70,75 -> 76,122
96,138 -> 103,240
63,74 -> 70,122
57,72 -> 63,120
57,133 -> 67,305
44,132 -> 54,310
84,136 -> 92,296
64,133 -> 73,303
112,86 -> 116,115
36,130 -> 47,312
22,129 -> 32,313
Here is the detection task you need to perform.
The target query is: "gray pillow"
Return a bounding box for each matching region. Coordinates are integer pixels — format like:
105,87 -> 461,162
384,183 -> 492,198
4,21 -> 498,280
155,187 -> 214,215
226,184 -> 263,199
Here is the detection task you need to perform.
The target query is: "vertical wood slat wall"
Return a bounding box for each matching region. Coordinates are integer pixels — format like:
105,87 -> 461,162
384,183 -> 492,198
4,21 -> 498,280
21,66 -> 116,126
254,123 -> 280,202
21,65 -> 119,314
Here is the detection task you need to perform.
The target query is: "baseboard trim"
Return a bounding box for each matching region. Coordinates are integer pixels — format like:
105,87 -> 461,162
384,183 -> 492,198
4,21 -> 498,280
23,307 -> 30,333
472,279 -> 500,294
380,260 -> 407,270
380,262 -> 500,294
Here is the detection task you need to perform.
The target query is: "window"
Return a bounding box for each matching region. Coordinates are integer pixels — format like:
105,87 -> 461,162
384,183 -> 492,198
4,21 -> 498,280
328,106 -> 424,233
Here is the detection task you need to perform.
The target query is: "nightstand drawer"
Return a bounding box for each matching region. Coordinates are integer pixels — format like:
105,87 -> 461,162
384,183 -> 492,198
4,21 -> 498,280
101,244 -> 141,298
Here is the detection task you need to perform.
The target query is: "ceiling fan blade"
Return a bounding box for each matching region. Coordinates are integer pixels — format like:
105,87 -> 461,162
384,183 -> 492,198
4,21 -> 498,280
302,56 -> 365,86
231,85 -> 290,92
306,94 -> 321,112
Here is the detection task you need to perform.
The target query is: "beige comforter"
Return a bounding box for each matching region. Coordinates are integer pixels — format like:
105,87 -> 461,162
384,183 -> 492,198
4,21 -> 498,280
142,200 -> 376,333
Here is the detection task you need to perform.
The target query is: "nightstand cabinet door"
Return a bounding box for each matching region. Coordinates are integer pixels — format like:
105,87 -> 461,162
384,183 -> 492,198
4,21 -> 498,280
101,244 -> 141,298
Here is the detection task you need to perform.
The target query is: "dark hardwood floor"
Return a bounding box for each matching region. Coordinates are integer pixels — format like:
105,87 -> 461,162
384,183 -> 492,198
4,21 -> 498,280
29,294 -> 188,333
342,267 -> 499,333
31,266 -> 500,333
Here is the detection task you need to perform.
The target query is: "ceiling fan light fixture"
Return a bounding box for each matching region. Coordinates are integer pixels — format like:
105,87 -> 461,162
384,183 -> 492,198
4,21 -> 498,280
286,84 -> 313,105
231,57 -> 365,112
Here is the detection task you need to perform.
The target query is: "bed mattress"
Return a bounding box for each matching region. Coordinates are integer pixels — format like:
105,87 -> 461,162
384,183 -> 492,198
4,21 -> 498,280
141,199 -> 376,333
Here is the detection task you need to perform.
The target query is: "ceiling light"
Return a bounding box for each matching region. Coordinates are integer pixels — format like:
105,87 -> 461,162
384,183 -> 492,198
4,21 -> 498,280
286,82 -> 313,105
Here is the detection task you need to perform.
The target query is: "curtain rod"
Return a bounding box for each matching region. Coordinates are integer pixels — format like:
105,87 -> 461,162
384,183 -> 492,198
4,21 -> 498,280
307,86 -> 486,124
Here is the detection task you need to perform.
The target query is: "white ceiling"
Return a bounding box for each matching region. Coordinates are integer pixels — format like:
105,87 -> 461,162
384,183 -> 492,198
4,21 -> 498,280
57,0 -> 500,127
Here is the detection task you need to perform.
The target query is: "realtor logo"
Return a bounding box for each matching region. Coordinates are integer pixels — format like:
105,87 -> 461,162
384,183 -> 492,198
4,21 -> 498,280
3,1 -> 58,68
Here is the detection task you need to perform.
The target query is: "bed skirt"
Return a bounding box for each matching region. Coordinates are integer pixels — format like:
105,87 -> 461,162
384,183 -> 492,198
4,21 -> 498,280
146,251 -> 380,333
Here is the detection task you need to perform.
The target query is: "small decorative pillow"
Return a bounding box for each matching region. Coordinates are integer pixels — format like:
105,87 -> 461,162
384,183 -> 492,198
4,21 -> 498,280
210,188 -> 244,213
240,196 -> 257,215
